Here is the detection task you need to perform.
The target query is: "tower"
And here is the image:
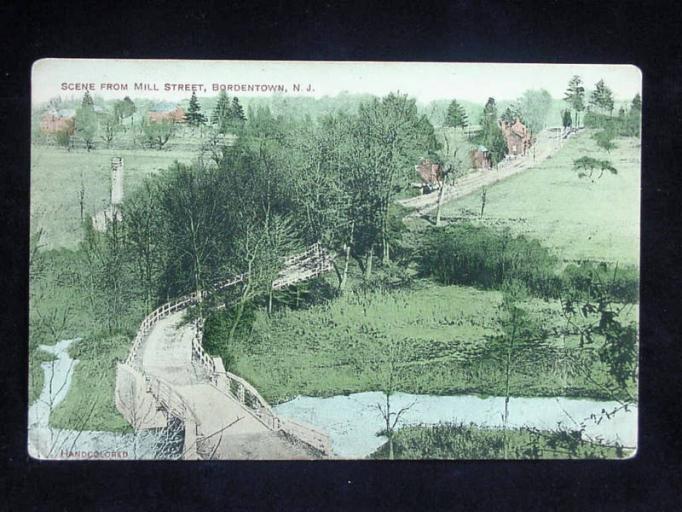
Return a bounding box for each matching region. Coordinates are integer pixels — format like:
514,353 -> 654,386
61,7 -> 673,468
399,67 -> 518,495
111,157 -> 124,206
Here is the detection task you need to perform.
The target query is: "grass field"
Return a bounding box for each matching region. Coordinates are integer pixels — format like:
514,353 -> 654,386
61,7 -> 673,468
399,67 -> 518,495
436,132 -> 641,265
30,145 -> 196,250
231,276 -> 636,405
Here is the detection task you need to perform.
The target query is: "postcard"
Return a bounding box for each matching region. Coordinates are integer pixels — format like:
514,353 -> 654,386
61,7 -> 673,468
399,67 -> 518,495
29,59 -> 640,460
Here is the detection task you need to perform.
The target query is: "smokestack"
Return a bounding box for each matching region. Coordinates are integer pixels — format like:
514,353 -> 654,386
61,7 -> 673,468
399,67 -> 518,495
111,157 -> 124,206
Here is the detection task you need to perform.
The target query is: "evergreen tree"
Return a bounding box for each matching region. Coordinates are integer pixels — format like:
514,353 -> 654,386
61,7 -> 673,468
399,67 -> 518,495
211,91 -> 231,131
564,75 -> 585,127
478,97 -> 507,166
562,109 -> 573,129
76,92 -> 98,151
82,90 -> 94,109
500,105 -> 522,126
444,99 -> 468,130
230,97 -> 245,121
589,79 -> 615,116
186,91 -> 207,127
631,93 -> 642,112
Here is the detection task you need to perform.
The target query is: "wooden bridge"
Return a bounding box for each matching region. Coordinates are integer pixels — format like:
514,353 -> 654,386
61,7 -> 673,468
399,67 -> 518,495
115,243 -> 336,459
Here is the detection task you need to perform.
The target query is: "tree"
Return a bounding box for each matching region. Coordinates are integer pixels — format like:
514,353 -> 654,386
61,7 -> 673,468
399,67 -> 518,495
589,79 -> 615,116
346,93 -> 439,271
573,156 -> 618,180
625,93 -> 642,137
74,97 -> 98,151
500,104 -> 522,126
354,331 -> 416,460
55,128 -> 73,150
211,91 -> 231,133
124,180 -> 164,311
114,96 -> 136,125
228,97 -> 246,131
81,90 -> 94,108
564,75 -> 585,127
142,118 -> 175,149
562,109 -> 573,129
488,280 -> 548,457
479,97 -> 508,167
100,114 -> 118,147
186,91 -> 207,127
444,99 -> 468,130
518,89 -> 552,133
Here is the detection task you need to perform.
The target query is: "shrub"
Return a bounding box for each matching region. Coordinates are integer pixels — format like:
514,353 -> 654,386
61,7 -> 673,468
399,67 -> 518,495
562,261 -> 639,303
418,223 -> 561,297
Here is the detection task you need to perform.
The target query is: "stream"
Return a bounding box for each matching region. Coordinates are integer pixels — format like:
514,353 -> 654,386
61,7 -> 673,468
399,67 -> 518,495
28,339 -> 179,460
273,392 -> 637,458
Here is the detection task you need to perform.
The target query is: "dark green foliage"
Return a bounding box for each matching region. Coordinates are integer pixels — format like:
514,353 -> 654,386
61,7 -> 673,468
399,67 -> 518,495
75,93 -> 98,151
444,99 -> 468,130
589,79 -> 615,115
185,91 -> 207,127
562,109 -> 573,128
562,261 -> 639,304
203,305 -> 258,368
419,223 -> 560,297
584,104 -> 640,138
573,156 -> 617,180
564,75 -> 586,126
371,423 -> 624,459
113,96 -> 136,123
475,97 -> 508,166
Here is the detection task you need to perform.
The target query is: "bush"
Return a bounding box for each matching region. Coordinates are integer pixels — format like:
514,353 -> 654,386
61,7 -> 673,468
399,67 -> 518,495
202,304 -> 258,369
418,223 -> 561,297
562,261 -> 639,303
371,423 -> 625,459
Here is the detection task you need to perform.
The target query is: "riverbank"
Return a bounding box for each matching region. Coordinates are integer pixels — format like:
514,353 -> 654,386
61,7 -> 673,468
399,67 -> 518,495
272,391 -> 636,459
371,423 -> 627,460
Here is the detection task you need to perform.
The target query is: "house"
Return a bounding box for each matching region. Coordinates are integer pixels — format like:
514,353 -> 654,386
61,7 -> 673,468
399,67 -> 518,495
148,103 -> 185,123
499,118 -> 532,157
40,109 -> 75,134
470,145 -> 492,169
414,158 -> 443,193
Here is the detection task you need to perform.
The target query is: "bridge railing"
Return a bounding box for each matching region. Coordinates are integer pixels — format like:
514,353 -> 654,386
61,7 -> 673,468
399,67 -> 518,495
125,291 -> 202,366
190,318 -> 216,376
280,417 -> 333,456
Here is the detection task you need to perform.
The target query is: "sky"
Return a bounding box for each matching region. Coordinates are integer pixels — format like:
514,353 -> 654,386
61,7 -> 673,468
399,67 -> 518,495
32,59 -> 642,106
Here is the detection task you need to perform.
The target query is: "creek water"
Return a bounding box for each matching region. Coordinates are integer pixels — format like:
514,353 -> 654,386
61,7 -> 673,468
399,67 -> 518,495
273,392 -> 637,458
27,339 -> 178,460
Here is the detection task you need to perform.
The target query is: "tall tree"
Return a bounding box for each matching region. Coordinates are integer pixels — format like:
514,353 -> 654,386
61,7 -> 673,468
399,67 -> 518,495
186,91 -> 207,127
518,89 -> 552,133
479,97 -> 507,166
589,79 -> 615,116
211,90 -> 231,132
444,99 -> 468,130
564,75 -> 585,127
347,93 -> 439,270
75,93 -> 98,151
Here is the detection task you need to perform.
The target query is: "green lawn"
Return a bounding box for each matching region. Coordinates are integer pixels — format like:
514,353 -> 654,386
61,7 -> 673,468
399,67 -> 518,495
30,145 -> 196,250
231,277 -> 636,405
437,132 -> 640,265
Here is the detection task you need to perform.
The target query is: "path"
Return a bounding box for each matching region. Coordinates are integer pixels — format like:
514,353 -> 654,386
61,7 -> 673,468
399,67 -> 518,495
399,127 -> 573,218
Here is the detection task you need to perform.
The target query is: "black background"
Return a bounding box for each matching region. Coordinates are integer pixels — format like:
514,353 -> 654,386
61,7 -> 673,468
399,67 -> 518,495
1,1 -> 681,510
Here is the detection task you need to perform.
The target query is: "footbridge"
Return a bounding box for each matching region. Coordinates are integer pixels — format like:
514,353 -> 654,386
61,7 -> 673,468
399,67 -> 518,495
115,243 -> 336,459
